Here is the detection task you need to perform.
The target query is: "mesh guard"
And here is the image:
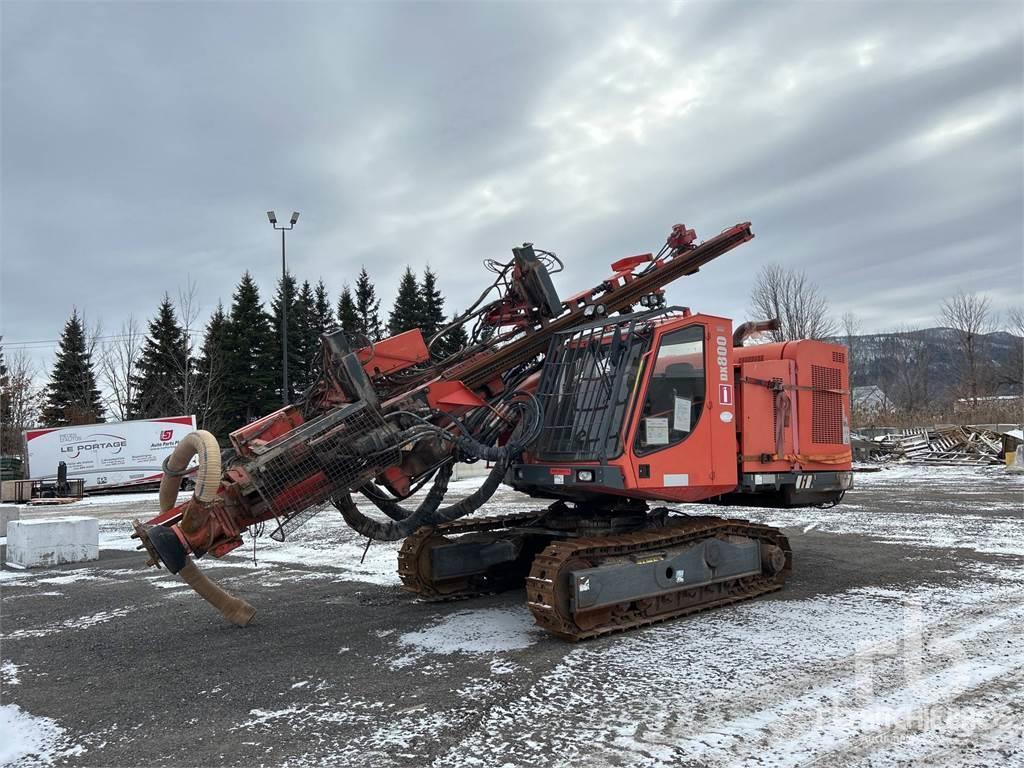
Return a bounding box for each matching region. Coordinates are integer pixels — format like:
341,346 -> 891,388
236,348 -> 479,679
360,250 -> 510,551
244,401 -> 401,541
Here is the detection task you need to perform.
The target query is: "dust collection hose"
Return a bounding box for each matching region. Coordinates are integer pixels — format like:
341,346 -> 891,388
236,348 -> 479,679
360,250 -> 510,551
156,430 -> 256,627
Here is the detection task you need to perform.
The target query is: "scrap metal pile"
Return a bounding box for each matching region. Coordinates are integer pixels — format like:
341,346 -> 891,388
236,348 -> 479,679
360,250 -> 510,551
863,426 -> 1009,466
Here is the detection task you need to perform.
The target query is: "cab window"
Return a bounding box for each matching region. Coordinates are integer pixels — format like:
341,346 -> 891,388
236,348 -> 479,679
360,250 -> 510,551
634,325 -> 706,454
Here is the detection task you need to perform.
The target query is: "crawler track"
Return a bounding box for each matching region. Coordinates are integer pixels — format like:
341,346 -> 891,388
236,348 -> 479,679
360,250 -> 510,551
397,511 -> 542,599
527,517 -> 791,640
399,511 -> 791,640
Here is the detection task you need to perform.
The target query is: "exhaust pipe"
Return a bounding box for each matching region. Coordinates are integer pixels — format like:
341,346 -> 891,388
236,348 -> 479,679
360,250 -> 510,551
733,318 -> 780,347
135,430 -> 256,627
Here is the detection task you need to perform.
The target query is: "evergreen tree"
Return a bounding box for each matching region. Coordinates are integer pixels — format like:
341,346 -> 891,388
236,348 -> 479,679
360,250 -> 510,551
41,309 -> 105,426
294,280 -> 318,397
337,285 -> 359,340
353,267 -> 383,342
129,295 -> 190,419
439,311 -> 469,358
270,272 -> 304,404
196,302 -> 228,435
221,272 -> 277,430
313,279 -> 335,334
419,266 -> 447,350
388,267 -> 423,337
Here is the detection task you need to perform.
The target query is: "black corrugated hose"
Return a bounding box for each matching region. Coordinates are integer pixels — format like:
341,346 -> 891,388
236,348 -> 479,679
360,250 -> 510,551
332,458 -> 507,541
358,462 -> 453,521
331,393 -> 542,541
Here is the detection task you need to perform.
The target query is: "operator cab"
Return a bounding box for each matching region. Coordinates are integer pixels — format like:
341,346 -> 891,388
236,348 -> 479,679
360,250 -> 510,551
508,308 -> 739,505
508,307 -> 852,508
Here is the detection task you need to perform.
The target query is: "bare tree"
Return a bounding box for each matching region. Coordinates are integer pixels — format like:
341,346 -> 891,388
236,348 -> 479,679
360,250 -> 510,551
940,291 -> 995,401
748,264 -> 837,342
881,326 -> 934,417
100,315 -> 144,421
171,277 -> 206,418
1,349 -> 43,456
197,344 -> 225,432
1000,306 -> 1024,392
841,311 -> 862,385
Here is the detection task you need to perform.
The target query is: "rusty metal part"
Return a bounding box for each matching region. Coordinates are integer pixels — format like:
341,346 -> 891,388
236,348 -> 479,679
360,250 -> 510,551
131,518 -> 162,569
398,511 -> 542,599
526,517 -> 791,640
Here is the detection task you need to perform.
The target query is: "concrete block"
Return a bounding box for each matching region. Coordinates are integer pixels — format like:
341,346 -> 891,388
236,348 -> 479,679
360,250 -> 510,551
6,516 -> 99,568
0,505 -> 21,537
2,480 -> 31,503
452,462 -> 492,481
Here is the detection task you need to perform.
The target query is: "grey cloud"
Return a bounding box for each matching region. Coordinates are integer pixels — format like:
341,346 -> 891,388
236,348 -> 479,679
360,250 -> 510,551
1,0 -> 1021,374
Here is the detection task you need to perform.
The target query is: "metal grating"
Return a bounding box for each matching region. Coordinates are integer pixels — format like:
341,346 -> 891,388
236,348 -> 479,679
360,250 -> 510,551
738,354 -> 765,363
246,402 -> 401,540
811,365 -> 843,444
534,316 -> 651,462
832,350 -> 846,364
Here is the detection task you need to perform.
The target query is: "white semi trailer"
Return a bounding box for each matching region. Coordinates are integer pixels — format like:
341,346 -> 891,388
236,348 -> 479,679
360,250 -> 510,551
24,415 -> 198,492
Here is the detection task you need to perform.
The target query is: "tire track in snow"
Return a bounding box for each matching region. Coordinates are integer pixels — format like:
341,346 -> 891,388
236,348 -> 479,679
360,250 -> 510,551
430,580 -> 1024,768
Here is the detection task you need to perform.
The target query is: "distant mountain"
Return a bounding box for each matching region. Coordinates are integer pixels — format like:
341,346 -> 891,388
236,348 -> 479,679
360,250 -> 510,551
837,327 -> 1022,402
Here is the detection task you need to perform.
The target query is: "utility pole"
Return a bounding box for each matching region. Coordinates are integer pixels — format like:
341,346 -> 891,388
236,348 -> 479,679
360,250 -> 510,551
266,210 -> 300,405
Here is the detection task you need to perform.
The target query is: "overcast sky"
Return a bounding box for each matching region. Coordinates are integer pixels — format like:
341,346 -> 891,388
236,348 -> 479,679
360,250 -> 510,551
2,0 -> 1022,373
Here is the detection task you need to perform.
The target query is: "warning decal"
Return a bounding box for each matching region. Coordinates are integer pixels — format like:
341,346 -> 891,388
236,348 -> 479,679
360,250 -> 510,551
719,383 -> 733,405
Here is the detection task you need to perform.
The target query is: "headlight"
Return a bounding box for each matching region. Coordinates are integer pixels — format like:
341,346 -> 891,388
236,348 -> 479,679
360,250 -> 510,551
576,469 -> 594,482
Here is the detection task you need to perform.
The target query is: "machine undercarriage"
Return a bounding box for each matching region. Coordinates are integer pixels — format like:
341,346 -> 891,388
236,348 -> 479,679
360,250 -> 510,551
398,502 -> 791,641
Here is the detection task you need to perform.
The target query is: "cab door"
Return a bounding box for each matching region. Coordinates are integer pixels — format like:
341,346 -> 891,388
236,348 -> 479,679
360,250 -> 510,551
625,316 -> 737,502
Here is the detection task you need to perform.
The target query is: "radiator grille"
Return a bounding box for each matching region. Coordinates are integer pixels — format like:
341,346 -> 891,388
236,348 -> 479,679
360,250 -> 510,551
811,365 -> 843,444
832,350 -> 846,364
738,354 -> 765,363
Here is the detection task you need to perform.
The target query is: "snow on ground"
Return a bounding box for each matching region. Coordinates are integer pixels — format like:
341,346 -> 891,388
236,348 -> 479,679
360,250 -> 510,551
2,463 -> 1021,766
391,607 -> 544,668
72,491 -> 189,507
431,563 -> 1024,768
1,660 -> 22,685
694,464 -> 1024,556
0,705 -> 65,767
83,481 -> 513,588
3,608 -> 133,641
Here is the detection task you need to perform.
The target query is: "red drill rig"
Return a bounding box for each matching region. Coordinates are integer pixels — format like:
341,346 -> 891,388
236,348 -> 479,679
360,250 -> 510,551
133,221 -> 852,640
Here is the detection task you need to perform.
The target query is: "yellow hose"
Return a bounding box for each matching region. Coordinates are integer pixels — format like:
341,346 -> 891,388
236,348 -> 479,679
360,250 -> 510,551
159,430 -> 222,512
178,560 -> 256,627
155,430 -> 255,626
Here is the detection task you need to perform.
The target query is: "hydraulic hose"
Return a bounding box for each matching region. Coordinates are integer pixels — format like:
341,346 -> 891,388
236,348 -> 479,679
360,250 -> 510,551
359,462 -> 454,521
333,459 -> 508,541
153,429 -> 255,626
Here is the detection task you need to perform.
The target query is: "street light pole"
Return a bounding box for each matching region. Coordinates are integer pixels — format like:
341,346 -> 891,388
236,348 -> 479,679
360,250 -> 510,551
266,210 -> 300,405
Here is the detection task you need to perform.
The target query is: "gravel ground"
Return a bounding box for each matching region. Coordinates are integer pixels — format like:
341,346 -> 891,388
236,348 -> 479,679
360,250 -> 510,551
1,466 -> 1022,767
